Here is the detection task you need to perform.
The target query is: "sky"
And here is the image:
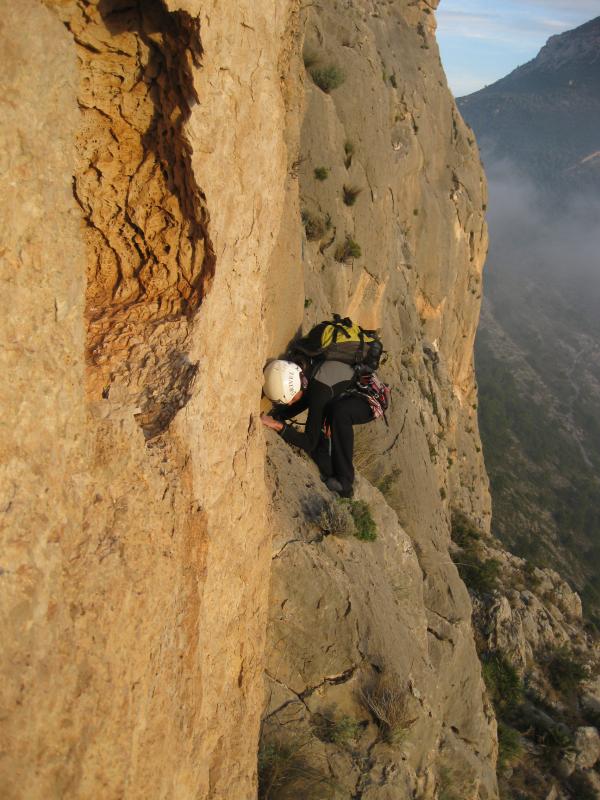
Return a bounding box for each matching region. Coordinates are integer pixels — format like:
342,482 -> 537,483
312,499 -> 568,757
436,0 -> 600,96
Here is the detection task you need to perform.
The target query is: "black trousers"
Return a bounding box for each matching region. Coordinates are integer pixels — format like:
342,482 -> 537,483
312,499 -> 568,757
311,395 -> 373,491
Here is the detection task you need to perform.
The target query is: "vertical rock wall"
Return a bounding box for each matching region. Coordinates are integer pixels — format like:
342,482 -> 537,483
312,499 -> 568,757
261,0 -> 496,797
1,1 -> 301,798
1,0 -> 496,797
0,2 -> 88,795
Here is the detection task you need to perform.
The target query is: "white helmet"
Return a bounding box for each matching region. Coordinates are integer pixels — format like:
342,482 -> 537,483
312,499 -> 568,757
263,360 -> 303,404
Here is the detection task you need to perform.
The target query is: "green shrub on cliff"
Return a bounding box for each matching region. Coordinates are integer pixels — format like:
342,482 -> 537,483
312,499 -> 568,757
481,652 -> 522,711
309,65 -> 345,93
450,508 -> 482,548
345,499 -> 377,541
546,647 -> 588,695
497,722 -> 523,770
458,554 -> 501,594
320,498 -> 377,541
334,236 -> 361,262
450,509 -> 500,594
313,713 -> 361,745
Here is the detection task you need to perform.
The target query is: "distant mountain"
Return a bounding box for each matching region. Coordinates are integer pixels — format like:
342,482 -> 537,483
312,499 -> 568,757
459,17 -> 600,620
458,16 -> 600,196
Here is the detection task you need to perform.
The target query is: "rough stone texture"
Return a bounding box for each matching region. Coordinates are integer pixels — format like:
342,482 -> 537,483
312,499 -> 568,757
1,1 -> 300,798
263,435 -> 496,799
471,549 -> 586,674
261,0 -> 497,797
574,727 -> 600,770
465,533 -> 600,799
2,0 -> 498,798
46,0 -> 215,438
0,1 -> 88,794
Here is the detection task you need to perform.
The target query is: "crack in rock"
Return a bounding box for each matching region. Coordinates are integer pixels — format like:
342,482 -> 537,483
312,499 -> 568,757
299,665 -> 359,700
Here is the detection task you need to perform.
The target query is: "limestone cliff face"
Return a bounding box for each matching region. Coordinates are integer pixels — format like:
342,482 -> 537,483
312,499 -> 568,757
1,1 -> 492,799
261,2 -> 495,797
1,1 -> 299,797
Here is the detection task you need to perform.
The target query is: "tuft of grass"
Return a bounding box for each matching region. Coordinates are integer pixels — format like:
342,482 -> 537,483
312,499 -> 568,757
376,469 -> 401,497
314,166 -> 329,181
450,508 -> 482,548
343,140 -> 354,169
309,65 -> 345,93
390,73 -> 397,88
301,210 -> 330,241
546,647 -> 588,695
497,722 -> 523,771
481,652 -> 522,712
449,509 -> 501,594
258,737 -> 340,800
304,298 -> 312,309
319,500 -> 356,537
302,49 -> 319,70
360,673 -> 414,744
334,236 -> 361,262
313,714 -> 361,746
343,499 -> 377,541
342,185 -> 362,206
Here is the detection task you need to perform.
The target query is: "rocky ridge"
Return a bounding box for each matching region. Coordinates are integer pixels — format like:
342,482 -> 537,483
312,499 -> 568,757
449,511 -> 600,800
263,435 -> 496,799
458,13 -> 600,619
457,16 -> 600,194
2,1 -> 301,797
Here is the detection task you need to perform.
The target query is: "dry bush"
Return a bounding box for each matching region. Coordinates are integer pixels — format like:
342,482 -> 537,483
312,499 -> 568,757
258,736 -> 340,799
359,673 -> 415,744
343,140 -> 354,168
353,430 -> 382,474
334,236 -> 361,262
301,209 -> 330,241
342,184 -> 362,206
319,500 -> 355,537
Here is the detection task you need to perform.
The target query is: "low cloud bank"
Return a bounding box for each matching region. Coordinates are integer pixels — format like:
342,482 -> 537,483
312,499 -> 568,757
485,159 -> 600,290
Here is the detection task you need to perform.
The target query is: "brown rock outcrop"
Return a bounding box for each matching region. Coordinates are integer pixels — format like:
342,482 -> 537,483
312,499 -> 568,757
260,1 -> 496,797
263,435 -> 496,798
2,1 -> 300,797
2,0 -> 496,798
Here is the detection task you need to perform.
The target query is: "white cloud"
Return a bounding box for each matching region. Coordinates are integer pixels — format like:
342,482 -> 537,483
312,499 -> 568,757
436,11 -> 560,49
525,0 -> 599,12
437,1 -> 598,98
437,0 -> 598,43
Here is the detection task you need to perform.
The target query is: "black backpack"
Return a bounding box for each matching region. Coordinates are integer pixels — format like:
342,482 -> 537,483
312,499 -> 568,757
290,314 -> 384,375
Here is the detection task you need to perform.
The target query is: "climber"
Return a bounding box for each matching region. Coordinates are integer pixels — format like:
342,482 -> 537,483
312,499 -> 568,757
260,359 -> 373,498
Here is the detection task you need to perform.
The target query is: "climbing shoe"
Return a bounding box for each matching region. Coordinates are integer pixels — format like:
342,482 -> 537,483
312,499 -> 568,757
325,477 -> 353,498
